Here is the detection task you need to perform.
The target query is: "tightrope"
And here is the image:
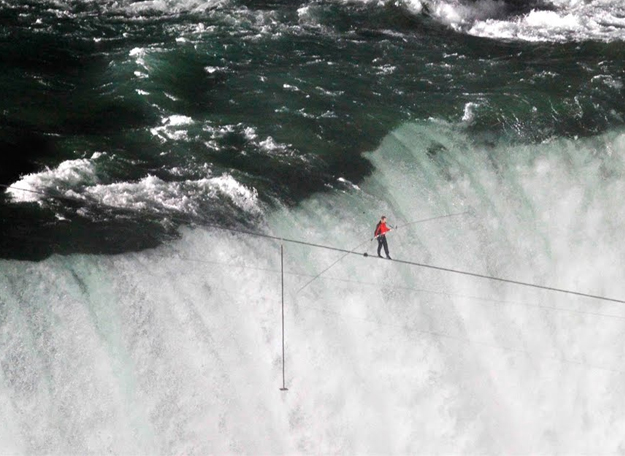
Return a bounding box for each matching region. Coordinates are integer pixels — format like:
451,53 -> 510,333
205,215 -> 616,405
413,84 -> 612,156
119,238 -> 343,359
2,183 -> 625,304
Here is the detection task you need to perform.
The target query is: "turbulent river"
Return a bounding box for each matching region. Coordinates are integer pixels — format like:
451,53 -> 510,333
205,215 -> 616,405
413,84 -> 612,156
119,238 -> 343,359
2,0 -> 625,453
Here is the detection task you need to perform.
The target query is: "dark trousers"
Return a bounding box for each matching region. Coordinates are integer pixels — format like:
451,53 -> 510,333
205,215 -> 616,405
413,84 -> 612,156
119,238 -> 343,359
377,235 -> 389,257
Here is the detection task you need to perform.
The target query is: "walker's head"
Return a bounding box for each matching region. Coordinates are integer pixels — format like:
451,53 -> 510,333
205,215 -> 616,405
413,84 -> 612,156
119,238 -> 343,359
381,216 -> 386,222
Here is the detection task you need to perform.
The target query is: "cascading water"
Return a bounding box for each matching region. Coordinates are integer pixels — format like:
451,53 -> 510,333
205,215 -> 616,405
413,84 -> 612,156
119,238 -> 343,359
2,0 -> 625,453
4,121 -> 625,453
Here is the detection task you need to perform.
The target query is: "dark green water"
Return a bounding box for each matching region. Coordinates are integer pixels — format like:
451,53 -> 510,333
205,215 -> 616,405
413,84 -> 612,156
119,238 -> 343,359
1,0 -> 624,259
4,2 -> 625,453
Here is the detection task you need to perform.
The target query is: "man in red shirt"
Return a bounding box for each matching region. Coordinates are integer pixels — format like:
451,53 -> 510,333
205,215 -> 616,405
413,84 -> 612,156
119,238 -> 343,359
374,215 -> 392,259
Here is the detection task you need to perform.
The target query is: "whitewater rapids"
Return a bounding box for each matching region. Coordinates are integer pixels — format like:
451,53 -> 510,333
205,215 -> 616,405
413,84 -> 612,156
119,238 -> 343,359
2,121 -> 625,453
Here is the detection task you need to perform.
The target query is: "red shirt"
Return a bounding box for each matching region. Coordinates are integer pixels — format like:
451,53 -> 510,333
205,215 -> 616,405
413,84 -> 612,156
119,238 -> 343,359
375,221 -> 390,237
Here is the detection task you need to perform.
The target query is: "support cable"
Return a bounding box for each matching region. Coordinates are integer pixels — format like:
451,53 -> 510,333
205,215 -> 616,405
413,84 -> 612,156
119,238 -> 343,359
147,250 -> 625,377
295,237 -> 371,294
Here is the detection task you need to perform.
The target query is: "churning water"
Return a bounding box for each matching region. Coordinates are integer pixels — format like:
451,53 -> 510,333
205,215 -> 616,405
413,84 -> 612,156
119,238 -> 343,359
2,0 -> 625,453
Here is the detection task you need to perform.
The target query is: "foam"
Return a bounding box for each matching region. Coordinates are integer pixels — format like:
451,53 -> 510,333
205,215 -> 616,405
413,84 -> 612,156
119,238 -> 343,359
462,101 -> 480,123
7,154 -> 102,203
150,115 -> 195,142
82,174 -> 260,216
346,0 -> 506,27
403,0 -> 425,15
466,0 -> 625,42
430,0 -> 507,29
4,121 -> 625,453
6,153 -> 260,217
202,122 -> 298,160
592,75 -> 624,90
119,0 -> 227,15
204,66 -> 227,74
347,0 -> 625,43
